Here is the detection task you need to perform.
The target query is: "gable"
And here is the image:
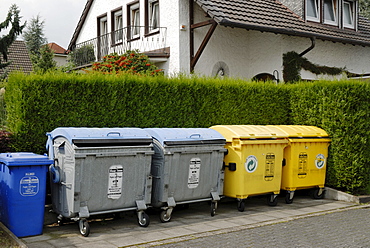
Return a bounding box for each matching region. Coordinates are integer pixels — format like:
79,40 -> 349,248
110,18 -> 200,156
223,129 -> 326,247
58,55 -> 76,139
194,0 -> 370,46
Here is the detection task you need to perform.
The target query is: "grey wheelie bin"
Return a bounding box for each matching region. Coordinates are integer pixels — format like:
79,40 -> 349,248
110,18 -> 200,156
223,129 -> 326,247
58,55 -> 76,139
145,128 -> 226,222
46,127 -> 154,236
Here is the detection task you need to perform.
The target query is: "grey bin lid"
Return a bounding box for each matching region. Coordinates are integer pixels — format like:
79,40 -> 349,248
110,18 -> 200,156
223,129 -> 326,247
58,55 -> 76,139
144,128 -> 226,146
46,127 -> 153,146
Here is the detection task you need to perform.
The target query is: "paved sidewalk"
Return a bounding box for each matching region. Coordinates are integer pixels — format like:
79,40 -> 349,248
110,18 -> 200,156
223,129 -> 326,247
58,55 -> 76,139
20,193 -> 362,248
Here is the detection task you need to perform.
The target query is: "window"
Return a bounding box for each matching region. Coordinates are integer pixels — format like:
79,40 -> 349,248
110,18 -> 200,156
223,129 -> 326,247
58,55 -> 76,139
343,0 -> 355,28
306,0 -> 357,29
323,0 -> 338,25
128,2 -> 140,39
306,0 -> 320,22
112,9 -> 123,44
98,16 -> 108,36
147,0 -> 159,32
97,15 -> 109,60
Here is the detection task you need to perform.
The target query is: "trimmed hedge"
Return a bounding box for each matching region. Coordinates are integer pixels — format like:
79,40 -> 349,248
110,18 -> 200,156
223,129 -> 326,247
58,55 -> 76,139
5,72 -> 290,153
289,81 -> 370,194
5,73 -> 370,194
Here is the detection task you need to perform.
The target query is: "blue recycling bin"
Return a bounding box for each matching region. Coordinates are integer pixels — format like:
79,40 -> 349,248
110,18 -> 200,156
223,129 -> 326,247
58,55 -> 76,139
0,153 -> 53,237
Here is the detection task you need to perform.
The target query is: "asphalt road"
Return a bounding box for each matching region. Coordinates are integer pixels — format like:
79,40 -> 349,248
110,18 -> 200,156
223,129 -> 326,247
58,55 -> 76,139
153,207 -> 370,248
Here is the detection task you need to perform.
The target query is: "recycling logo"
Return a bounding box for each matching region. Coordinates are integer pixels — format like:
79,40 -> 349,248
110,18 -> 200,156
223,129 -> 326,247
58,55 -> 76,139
315,154 -> 326,169
245,155 -> 258,173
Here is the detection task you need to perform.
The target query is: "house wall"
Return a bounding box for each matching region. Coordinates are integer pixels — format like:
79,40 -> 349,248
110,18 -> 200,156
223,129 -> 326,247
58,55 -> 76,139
54,55 -> 68,67
189,2 -> 370,81
73,0 -> 370,80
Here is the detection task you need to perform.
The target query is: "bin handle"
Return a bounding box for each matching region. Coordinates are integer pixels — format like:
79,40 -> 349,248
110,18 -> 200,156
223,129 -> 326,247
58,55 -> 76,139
190,134 -> 201,139
50,163 -> 60,184
107,132 -> 120,137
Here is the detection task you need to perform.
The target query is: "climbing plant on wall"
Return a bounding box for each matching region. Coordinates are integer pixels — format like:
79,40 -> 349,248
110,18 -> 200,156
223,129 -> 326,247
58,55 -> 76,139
283,51 -> 345,83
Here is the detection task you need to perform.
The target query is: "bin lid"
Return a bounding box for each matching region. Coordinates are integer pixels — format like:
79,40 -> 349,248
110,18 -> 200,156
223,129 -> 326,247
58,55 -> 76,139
46,127 -> 152,145
145,128 -> 226,146
0,153 -> 53,166
210,125 -> 288,141
270,125 -> 329,138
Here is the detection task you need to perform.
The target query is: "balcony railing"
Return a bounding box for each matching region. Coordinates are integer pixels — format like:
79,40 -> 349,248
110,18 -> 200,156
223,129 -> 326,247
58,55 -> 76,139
70,26 -> 167,67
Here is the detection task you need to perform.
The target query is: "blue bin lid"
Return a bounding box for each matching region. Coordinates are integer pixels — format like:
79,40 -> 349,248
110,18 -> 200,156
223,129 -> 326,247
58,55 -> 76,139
145,128 -> 226,146
46,127 -> 152,145
0,153 -> 53,166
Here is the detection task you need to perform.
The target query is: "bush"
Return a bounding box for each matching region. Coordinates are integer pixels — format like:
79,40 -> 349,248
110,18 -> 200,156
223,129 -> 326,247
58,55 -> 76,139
91,50 -> 163,76
0,128 -> 13,152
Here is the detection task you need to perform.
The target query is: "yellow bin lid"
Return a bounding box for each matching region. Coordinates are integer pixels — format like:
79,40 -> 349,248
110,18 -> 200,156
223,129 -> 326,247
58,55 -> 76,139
210,125 -> 288,142
269,125 -> 329,138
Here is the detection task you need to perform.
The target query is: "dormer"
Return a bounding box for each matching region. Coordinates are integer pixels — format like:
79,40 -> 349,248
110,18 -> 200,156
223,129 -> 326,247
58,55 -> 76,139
305,0 -> 358,30
279,0 -> 358,30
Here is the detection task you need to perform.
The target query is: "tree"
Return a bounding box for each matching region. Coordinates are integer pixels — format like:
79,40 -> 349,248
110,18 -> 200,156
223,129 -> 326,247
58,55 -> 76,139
0,5 -> 26,73
23,15 -> 47,57
23,15 -> 48,69
32,45 -> 56,73
360,0 -> 370,19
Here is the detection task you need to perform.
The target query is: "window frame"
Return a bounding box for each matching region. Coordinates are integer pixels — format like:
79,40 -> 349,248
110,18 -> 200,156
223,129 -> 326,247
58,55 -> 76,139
306,0 -> 321,22
145,0 -> 159,35
97,14 -> 108,37
343,0 -> 356,29
127,1 -> 140,40
111,8 -> 123,45
323,0 -> 338,25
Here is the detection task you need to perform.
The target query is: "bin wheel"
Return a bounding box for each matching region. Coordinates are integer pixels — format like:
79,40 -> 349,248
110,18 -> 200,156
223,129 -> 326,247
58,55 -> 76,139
285,193 -> 293,204
211,202 -> 216,217
138,212 -> 150,227
79,219 -> 90,237
237,200 -> 245,212
311,188 -> 324,199
160,210 -> 171,223
267,195 -> 278,206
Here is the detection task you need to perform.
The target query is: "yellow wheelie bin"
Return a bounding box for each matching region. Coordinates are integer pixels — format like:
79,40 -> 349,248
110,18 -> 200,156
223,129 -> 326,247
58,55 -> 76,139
271,125 -> 330,204
210,125 -> 288,212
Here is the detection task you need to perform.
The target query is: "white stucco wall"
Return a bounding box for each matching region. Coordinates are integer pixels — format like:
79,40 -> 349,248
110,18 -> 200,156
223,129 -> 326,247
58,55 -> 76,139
73,0 -> 370,80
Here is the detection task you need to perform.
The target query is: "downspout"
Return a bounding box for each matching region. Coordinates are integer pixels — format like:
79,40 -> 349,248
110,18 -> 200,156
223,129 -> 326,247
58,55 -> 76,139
299,37 -> 316,57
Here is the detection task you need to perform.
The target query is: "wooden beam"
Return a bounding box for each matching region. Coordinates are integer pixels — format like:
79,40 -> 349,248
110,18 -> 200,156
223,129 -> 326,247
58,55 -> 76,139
190,19 -> 217,72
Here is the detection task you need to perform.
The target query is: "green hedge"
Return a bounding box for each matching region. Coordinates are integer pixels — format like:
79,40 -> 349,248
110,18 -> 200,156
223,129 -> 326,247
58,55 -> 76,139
5,72 -> 290,153
5,73 -> 370,194
289,81 -> 370,194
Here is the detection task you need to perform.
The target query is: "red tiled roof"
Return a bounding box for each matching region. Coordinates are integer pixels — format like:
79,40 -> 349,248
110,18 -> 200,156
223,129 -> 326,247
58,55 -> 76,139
0,40 -> 33,75
48,43 -> 67,54
195,0 -> 370,46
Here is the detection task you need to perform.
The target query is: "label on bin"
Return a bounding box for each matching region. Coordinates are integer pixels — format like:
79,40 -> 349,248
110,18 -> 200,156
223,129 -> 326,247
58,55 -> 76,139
265,153 -> 275,181
108,165 -> 123,199
245,155 -> 258,173
19,173 -> 39,196
315,154 -> 326,169
188,158 -> 201,189
298,153 -> 308,178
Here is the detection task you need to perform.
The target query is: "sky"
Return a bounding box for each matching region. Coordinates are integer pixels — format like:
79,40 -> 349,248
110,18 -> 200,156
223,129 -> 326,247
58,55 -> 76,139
0,0 -> 87,49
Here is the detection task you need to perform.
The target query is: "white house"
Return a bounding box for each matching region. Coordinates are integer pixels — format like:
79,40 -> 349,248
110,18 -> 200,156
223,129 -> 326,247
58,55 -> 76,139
68,0 -> 370,81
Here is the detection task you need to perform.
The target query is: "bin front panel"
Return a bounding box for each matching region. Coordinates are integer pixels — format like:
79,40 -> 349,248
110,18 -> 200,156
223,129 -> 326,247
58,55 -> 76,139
150,140 -> 225,207
0,163 -> 48,237
223,141 -> 287,199
271,125 -> 331,191
51,137 -> 153,218
281,140 -> 330,191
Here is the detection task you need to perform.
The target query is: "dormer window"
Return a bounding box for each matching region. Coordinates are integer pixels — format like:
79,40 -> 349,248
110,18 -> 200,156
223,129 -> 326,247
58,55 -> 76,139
306,0 -> 320,22
323,0 -> 338,25
306,0 -> 357,29
343,0 -> 355,28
